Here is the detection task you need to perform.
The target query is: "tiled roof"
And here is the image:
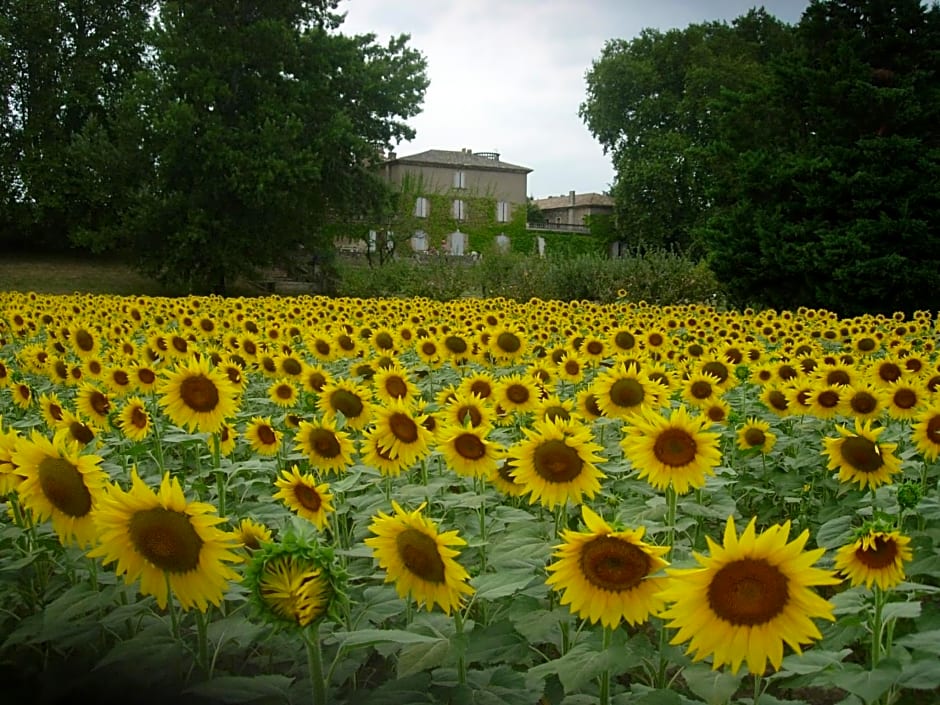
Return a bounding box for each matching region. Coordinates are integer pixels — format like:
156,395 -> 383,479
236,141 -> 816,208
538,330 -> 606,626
532,192 -> 614,210
388,149 -> 532,173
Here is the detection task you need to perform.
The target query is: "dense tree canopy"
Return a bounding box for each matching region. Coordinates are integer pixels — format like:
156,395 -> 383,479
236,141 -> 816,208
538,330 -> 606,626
1,0 -> 428,293
582,0 -> 940,315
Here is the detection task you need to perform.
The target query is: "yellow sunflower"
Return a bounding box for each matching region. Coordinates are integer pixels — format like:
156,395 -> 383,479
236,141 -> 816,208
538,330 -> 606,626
0,422 -> 24,494
833,529 -> 913,591
364,501 -> 474,614
38,392 -> 66,429
822,418 -> 901,491
660,516 -> 839,675
883,379 -> 926,420
621,405 -> 722,495
117,396 -> 152,442
267,378 -> 299,408
11,381 -> 32,410
508,416 -> 606,508
736,418 -> 777,454
317,379 -> 373,430
234,517 -> 273,552
911,404 -> 940,461
12,431 -> 107,547
371,399 -> 433,466
591,362 -> 663,420
273,465 -> 334,530
294,418 -> 355,474
54,409 -> 99,448
438,423 -> 502,478
487,458 -> 528,497
373,365 -> 419,406
244,416 -> 283,456
545,505 -> 669,628
680,372 -> 722,408
87,468 -> 241,611
214,421 -> 238,456
255,553 -> 332,627
359,426 -> 413,477
157,356 -> 239,434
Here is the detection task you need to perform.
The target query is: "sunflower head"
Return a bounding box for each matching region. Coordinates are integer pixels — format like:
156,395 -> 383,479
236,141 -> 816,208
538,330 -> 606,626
245,532 -> 346,630
834,522 -> 913,591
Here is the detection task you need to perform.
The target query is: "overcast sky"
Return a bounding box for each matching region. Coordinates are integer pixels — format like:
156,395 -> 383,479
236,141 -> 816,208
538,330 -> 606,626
337,0 -> 808,199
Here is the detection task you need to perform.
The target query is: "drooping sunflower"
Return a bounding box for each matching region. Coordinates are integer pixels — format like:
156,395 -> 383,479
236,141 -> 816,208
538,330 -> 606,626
12,431 -> 107,547
822,418 -> 901,491
117,396 -> 152,442
157,356 -> 239,434
244,416 -> 283,456
660,516 -> 839,675
911,404 -> 940,461
371,399 -> 433,467
833,528 -> 913,591
508,416 -> 606,508
621,405 -> 722,495
438,423 -> 502,478
736,418 -> 777,454
273,465 -> 334,530
546,505 -> 670,628
364,501 -> 474,614
317,379 -> 373,430
294,418 -> 355,474
87,468 -> 241,611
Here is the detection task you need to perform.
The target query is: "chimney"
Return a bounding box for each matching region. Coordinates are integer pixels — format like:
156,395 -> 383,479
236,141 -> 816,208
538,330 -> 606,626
569,190 -> 576,206
387,151 -> 397,160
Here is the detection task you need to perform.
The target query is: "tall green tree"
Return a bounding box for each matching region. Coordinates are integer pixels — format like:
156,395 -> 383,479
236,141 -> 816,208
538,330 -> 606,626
580,11 -> 794,252
115,0 -> 427,293
699,0 -> 940,315
0,0 -> 154,250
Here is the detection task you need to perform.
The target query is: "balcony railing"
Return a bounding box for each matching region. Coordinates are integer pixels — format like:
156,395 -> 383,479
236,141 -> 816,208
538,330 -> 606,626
525,221 -> 591,234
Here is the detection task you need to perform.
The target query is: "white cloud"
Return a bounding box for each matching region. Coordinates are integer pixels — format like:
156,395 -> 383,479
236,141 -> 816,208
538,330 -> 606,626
338,0 -> 808,198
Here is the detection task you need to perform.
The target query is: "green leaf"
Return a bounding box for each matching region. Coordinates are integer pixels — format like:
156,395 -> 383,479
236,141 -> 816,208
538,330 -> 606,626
815,515 -> 854,549
881,601 -> 921,621
396,637 -> 450,678
471,569 -> 537,600
830,662 -> 901,704
184,675 -> 293,703
335,628 -> 441,648
894,658 -> 940,690
896,629 -> 940,655
682,663 -> 744,705
526,641 -> 611,693
773,649 -> 853,676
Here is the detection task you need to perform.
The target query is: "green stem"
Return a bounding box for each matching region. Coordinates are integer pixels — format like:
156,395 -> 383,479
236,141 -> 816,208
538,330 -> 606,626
599,626 -> 612,705
454,608 -> 467,686
753,672 -> 763,705
871,586 -> 885,669
664,485 -> 678,558
165,572 -> 179,640
196,608 -> 210,674
305,622 -> 327,705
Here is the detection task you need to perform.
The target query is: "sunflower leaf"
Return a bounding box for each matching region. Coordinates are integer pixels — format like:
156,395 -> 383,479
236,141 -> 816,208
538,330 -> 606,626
894,657 -> 940,690
334,628 -> 442,648
526,640 -> 612,693
815,515 -> 855,549
471,569 -> 537,600
830,661 -> 902,703
881,600 -> 921,622
682,663 -> 743,705
895,628 -> 940,655
184,674 -> 294,703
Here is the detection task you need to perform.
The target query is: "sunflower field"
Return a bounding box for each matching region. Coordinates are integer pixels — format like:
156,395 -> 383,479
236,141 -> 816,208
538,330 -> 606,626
1,291 -> 939,705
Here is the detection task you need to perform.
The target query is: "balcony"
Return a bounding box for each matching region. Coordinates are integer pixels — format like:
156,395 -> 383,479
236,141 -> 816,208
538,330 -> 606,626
525,221 -> 591,235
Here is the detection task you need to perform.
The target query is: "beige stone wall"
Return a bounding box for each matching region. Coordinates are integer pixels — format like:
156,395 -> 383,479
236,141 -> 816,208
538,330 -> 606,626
383,163 -> 527,206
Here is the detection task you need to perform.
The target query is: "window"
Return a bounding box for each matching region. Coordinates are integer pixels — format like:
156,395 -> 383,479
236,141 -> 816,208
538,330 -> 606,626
452,199 -> 465,221
414,197 -> 430,218
453,170 -> 466,189
496,201 -> 510,222
411,230 -> 428,252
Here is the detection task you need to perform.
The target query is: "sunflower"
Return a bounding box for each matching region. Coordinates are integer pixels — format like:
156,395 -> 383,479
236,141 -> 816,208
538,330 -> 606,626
360,426 -> 413,477
317,379 -> 373,430
703,398 -> 731,425
591,362 -> 663,420
215,421 -> 238,456
546,505 -> 669,628
833,528 -> 912,591
487,458 -> 527,497
294,418 -> 355,474
364,501 -> 474,614
117,396 -> 152,442
489,325 -> 527,362
76,382 -> 112,426
245,416 -> 283,456
458,370 -> 497,402
158,356 -> 239,434
234,517 -> 273,552
54,409 -> 98,448
494,373 -> 540,415
273,465 -> 334,530
822,418 -> 901,491
911,404 -> 940,461
575,389 -> 603,421
442,390 -> 494,430
536,393 -> 577,424
371,399 -> 433,466
253,552 -> 333,627
884,379 -> 926,420
555,352 -> 586,384
267,378 -> 299,409
438,423 -> 502,478
88,469 -> 241,611
301,364 -> 332,395
373,365 -> 419,405
807,383 -> 843,420
759,386 -> 791,417
104,364 -> 135,397
680,372 -> 721,408
0,422 -> 24,494
38,392 -> 66,429
130,362 -> 160,393
11,381 -> 32,409
508,416 -> 606,508
736,418 -> 777,454
839,382 -> 886,420
660,516 -> 839,675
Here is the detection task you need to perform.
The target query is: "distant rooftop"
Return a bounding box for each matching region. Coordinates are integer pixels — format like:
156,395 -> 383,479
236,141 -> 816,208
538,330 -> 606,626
533,192 -> 614,210
386,148 -> 532,174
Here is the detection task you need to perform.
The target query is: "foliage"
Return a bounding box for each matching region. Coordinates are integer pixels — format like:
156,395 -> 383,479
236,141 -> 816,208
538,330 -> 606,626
581,1 -> 940,316
0,0 -> 155,251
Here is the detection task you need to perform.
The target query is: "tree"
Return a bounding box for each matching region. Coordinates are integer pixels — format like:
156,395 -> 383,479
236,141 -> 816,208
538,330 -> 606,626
580,12 -> 794,253
0,1 -> 154,250
112,0 -> 427,293
699,0 -> 940,315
